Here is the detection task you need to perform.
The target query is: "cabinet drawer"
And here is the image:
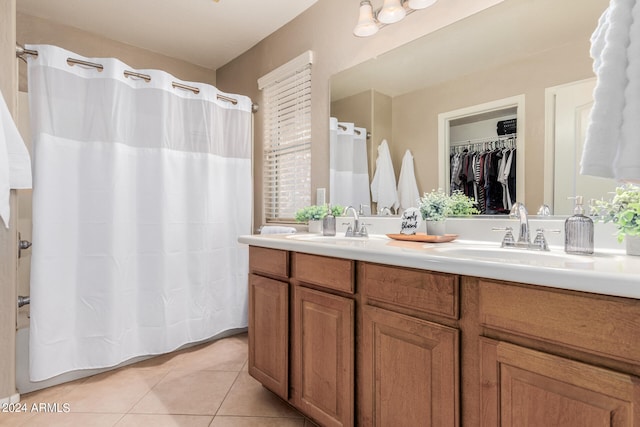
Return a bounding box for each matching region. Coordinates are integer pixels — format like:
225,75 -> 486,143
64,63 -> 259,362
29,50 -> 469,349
479,280 -> 640,365
249,246 -> 289,279
361,263 -> 459,319
291,252 -> 354,294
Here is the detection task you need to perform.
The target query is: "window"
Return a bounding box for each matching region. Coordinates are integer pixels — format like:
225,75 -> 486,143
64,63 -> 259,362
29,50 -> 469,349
258,51 -> 313,223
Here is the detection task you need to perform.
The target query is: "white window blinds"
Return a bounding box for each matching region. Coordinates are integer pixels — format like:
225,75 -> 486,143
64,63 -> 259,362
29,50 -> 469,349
259,51 -> 313,223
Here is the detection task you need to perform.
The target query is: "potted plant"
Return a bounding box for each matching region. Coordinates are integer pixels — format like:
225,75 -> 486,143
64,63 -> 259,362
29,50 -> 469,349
295,204 -> 343,233
418,189 -> 478,235
596,184 -> 640,255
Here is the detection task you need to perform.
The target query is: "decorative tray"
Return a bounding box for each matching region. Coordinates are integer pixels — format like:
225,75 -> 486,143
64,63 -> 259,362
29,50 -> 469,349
385,233 -> 458,243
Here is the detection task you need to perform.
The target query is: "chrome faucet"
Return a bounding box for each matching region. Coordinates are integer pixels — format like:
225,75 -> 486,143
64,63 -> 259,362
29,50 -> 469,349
342,206 -> 367,237
510,202 -> 530,247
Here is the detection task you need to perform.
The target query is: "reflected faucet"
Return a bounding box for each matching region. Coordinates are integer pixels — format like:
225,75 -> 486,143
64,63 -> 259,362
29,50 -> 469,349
379,206 -> 393,216
510,202 -> 530,247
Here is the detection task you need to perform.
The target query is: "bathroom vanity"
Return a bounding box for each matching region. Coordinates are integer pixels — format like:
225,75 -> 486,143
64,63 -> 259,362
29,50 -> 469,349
239,228 -> 640,427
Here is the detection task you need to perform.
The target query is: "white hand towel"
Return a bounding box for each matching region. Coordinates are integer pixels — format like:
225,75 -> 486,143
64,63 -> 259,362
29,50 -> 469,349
260,225 -> 297,235
370,140 -> 398,212
581,0 -> 640,181
397,150 -> 420,213
0,90 -> 32,228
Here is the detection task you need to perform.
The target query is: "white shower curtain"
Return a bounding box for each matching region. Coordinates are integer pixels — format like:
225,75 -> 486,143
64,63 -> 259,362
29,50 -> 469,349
329,118 -> 371,214
26,45 -> 252,381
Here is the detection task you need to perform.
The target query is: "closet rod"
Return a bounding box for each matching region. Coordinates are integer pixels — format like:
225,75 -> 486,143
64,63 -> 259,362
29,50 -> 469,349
15,44 -> 259,113
450,132 -> 516,147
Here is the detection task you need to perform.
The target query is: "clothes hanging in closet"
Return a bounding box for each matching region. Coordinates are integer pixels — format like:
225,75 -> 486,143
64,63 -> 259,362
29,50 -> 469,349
450,142 -> 516,214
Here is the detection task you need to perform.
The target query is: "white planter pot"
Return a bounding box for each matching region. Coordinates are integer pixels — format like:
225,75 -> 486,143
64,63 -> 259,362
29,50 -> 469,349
626,235 -> 640,256
425,220 -> 446,236
308,220 -> 322,234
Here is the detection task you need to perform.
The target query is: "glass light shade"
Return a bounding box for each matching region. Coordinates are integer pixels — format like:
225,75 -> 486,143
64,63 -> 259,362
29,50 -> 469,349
353,1 -> 379,37
408,0 -> 437,9
378,0 -> 406,24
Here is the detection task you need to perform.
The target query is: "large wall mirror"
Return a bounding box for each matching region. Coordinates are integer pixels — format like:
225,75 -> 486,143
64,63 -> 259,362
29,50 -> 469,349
330,0 -> 613,216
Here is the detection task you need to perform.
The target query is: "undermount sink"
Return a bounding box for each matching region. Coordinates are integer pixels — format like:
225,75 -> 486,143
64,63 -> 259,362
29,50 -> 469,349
427,244 -> 595,267
286,234 -> 389,244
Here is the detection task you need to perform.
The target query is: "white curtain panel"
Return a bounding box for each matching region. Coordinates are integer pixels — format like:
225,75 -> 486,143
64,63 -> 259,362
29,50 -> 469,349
329,118 -> 371,214
26,45 -> 252,381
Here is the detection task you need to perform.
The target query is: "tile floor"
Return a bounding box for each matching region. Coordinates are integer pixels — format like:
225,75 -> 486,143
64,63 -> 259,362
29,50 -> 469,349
1,333 -> 316,427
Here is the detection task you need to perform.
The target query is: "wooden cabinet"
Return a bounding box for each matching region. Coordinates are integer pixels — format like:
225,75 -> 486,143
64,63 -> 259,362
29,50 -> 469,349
359,263 -> 460,427
360,305 -> 459,427
290,252 -> 355,427
480,338 -> 640,427
248,247 -> 289,400
247,245 -> 640,427
478,279 -> 640,427
291,285 -> 354,427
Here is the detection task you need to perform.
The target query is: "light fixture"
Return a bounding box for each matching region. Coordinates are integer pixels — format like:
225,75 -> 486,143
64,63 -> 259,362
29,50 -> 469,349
378,0 -> 406,24
407,0 -> 437,9
353,0 -> 438,37
353,1 -> 379,37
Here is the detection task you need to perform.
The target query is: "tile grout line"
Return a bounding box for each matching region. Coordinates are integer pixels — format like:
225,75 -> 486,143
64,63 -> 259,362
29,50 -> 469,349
210,357 -> 248,421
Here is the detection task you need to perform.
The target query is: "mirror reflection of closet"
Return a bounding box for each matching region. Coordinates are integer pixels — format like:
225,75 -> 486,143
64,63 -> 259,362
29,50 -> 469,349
438,95 -> 525,215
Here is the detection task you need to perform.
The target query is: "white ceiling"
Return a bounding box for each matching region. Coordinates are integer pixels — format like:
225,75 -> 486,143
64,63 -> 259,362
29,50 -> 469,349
16,0 -> 319,70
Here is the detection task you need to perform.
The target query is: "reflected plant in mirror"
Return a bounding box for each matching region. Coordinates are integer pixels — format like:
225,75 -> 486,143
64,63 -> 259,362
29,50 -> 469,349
418,189 -> 479,222
449,190 -> 480,217
295,204 -> 344,223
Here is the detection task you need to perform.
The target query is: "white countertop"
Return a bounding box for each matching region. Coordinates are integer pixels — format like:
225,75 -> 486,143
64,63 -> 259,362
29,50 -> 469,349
239,227 -> 640,300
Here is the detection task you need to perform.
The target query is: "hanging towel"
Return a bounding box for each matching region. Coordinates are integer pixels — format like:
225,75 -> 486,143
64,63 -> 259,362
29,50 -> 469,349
0,90 -> 32,228
397,150 -> 420,213
370,139 -> 398,213
581,0 -> 640,181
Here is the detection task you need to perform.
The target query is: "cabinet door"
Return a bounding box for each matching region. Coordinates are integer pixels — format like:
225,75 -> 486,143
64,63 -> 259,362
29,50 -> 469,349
248,274 -> 288,400
292,285 -> 354,427
480,338 -> 640,427
360,305 -> 459,427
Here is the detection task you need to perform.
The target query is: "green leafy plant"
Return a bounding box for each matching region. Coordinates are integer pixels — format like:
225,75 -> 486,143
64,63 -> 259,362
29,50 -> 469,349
596,184 -> 640,242
295,204 -> 344,222
448,190 -> 480,216
418,189 -> 478,221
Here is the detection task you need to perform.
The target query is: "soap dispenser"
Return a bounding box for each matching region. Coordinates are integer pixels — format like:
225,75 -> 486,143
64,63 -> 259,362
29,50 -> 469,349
323,204 -> 336,236
564,196 -> 594,255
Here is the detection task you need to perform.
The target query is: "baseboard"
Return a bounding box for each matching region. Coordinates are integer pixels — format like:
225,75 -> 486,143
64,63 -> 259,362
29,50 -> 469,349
0,392 -> 20,405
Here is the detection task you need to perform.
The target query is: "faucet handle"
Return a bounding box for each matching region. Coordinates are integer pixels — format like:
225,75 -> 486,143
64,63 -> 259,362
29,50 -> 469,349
493,227 -> 516,248
358,204 -> 370,215
359,222 -> 371,237
342,223 -> 354,237
531,228 -> 549,251
531,228 -> 561,251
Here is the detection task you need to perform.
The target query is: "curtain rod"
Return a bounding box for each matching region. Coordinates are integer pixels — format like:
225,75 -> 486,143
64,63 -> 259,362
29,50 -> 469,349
336,123 -> 371,139
15,44 -> 259,113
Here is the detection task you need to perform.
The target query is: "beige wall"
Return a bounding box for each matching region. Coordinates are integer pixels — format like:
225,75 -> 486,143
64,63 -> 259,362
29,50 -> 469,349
216,0 -> 504,226
0,0 -> 18,403
16,13 -> 217,91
